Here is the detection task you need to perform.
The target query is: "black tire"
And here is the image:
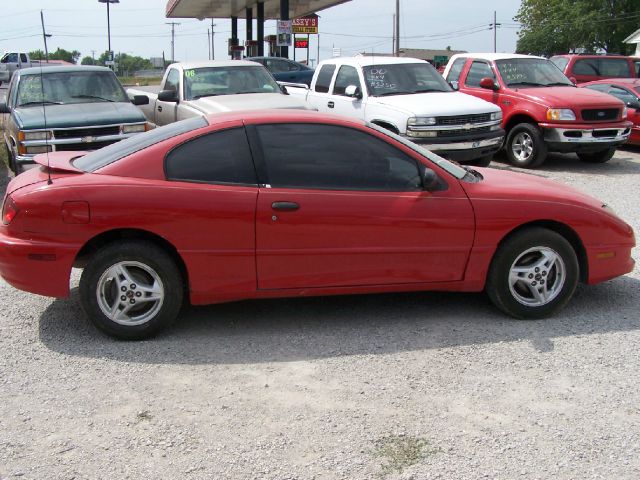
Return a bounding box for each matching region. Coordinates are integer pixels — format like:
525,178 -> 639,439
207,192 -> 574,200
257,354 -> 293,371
79,241 -> 184,340
577,148 -> 616,163
486,227 -> 579,319
468,155 -> 492,167
505,123 -> 548,168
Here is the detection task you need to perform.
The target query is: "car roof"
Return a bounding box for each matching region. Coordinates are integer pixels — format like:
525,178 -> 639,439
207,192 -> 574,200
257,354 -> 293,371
18,65 -> 114,75
203,109 -> 367,127
448,53 -> 546,62
552,54 -> 634,60
320,56 -> 429,67
168,60 -> 262,69
581,78 -> 640,87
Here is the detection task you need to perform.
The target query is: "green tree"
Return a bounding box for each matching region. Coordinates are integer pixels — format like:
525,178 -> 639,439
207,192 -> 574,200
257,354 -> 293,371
29,48 -> 81,63
81,56 -> 96,65
515,0 -> 640,56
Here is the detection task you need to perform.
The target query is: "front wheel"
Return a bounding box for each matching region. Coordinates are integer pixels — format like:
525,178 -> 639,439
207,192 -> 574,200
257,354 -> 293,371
505,123 -> 548,168
577,148 -> 616,163
486,228 -> 579,319
79,241 -> 184,340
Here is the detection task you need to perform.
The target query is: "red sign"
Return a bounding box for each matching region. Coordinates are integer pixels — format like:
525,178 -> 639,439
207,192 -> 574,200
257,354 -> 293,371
295,38 -> 309,49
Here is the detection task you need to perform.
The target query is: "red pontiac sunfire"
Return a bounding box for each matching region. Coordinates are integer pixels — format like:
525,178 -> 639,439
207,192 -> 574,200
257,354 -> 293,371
0,111 -> 635,339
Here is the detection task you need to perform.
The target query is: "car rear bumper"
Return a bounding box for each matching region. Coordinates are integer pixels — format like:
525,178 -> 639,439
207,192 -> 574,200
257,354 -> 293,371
0,230 -> 75,298
542,122 -> 632,152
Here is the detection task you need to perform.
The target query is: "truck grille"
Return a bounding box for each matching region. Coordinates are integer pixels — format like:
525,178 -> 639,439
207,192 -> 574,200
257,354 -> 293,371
581,109 -> 619,122
57,140 -> 117,152
53,126 -> 121,139
439,126 -> 491,138
437,113 -> 491,125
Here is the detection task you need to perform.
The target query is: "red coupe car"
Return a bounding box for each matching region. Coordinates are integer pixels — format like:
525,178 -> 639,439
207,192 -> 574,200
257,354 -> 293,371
579,78 -> 640,145
0,111 -> 635,339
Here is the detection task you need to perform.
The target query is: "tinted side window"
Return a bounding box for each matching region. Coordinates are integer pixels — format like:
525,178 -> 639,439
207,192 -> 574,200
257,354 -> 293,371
164,68 -> 180,92
20,54 -> 28,63
165,127 -> 256,185
333,65 -> 361,95
608,85 -> 637,105
584,84 -> 610,93
447,58 -> 466,82
573,59 -> 599,75
466,61 -> 495,87
256,124 -> 422,191
314,64 -> 336,93
599,59 -> 631,77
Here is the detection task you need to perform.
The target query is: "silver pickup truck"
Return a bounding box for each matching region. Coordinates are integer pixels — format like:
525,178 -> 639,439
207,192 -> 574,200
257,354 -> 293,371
127,60 -> 311,127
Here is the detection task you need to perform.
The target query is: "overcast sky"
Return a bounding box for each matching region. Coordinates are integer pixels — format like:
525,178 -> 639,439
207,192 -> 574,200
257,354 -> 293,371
0,1 -> 522,65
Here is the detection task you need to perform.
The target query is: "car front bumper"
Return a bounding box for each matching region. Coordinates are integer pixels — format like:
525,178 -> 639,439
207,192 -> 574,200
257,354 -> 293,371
405,129 -> 505,162
542,121 -> 632,153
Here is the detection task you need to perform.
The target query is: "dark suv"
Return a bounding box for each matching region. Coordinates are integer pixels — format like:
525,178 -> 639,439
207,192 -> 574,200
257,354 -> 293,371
551,54 -> 640,84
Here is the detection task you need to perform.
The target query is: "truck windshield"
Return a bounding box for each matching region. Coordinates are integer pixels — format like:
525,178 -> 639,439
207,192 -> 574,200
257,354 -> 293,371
183,65 -> 281,100
362,63 -> 452,97
495,58 -> 574,87
16,71 -> 129,106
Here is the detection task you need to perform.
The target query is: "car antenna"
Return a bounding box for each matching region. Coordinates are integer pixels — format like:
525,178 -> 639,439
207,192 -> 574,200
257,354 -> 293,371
38,49 -> 53,185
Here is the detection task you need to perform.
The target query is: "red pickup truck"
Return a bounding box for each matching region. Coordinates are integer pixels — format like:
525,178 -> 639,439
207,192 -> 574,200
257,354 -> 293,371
443,53 -> 632,168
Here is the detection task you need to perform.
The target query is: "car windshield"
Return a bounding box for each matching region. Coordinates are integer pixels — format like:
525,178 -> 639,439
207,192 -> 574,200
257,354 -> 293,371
183,65 -> 280,100
496,58 -> 574,87
16,71 -> 129,106
362,63 -> 452,97
73,116 -> 208,172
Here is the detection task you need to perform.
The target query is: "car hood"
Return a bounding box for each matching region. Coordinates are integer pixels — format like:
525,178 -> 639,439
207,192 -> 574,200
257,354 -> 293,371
14,102 -> 147,129
369,91 -> 500,116
462,167 -> 604,210
514,85 -> 624,108
186,92 -> 311,113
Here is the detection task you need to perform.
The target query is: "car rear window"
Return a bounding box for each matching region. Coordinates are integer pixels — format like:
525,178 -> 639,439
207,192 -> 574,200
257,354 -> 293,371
73,116 -> 208,172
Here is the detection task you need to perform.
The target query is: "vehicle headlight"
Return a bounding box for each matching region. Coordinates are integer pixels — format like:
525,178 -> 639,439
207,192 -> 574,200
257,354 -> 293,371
622,106 -> 628,118
407,117 -> 437,127
546,108 -> 576,121
122,123 -> 147,134
19,130 -> 52,141
490,110 -> 502,121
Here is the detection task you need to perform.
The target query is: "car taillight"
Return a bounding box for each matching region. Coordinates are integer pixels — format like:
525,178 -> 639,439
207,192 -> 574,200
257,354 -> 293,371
2,196 -> 19,225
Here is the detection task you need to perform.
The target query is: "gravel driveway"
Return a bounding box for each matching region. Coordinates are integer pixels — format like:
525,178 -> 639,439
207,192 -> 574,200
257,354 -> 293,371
0,150 -> 638,479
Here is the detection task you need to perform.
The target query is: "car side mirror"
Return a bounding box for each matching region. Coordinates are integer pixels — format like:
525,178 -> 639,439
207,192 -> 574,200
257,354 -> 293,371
280,84 -> 289,95
627,100 -> 640,110
479,77 -> 499,91
569,76 -> 577,85
158,89 -> 178,102
345,85 -> 363,99
0,102 -> 10,114
449,80 -> 459,91
131,95 -> 149,106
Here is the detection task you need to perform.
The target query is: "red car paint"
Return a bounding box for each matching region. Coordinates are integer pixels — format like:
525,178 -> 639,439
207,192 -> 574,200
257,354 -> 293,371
579,78 -> 640,145
0,111 -> 635,308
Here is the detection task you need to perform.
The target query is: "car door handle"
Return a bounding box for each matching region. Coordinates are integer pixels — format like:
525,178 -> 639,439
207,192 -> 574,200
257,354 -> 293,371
157,105 -> 163,112
271,201 -> 300,211
327,101 -> 334,108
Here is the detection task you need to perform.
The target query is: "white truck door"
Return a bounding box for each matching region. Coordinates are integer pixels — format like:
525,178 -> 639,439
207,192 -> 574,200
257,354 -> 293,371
155,68 -> 180,126
305,63 -> 337,113
329,64 -> 366,121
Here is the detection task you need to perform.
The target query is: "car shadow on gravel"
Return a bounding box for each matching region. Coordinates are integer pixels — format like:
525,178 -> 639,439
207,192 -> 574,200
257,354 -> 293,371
38,275 -> 640,365
490,150 -> 640,176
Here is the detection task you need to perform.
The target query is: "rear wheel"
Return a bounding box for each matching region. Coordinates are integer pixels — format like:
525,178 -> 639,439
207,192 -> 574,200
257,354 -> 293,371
505,123 -> 548,168
79,241 -> 183,340
486,228 -> 579,319
577,148 -> 616,163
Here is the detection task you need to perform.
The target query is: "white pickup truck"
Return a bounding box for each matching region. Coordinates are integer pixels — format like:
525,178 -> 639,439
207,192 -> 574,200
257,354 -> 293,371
0,51 -> 56,85
285,56 -> 505,165
127,60 -> 310,127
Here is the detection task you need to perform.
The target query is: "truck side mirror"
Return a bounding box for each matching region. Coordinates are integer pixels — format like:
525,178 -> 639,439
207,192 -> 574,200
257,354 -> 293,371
479,77 -> 499,91
158,89 -> 178,102
0,102 -> 10,114
345,85 -> 363,99
449,80 -> 459,91
131,95 -> 149,106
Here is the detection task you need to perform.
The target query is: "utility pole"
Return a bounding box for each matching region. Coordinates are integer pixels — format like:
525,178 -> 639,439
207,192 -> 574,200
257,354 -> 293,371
40,10 -> 51,62
207,29 -> 211,59
395,0 -> 400,56
392,13 -> 396,55
211,19 -> 216,60
166,22 -> 181,63
91,50 -> 96,62
490,11 -> 501,53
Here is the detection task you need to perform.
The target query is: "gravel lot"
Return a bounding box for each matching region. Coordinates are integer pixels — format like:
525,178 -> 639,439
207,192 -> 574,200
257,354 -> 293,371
0,145 -> 639,479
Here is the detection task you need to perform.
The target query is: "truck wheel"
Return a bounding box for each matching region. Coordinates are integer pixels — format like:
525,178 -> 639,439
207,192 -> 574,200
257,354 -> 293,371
486,227 -> 579,319
506,123 -> 547,168
79,241 -> 184,340
577,148 -> 615,163
4,144 -> 17,174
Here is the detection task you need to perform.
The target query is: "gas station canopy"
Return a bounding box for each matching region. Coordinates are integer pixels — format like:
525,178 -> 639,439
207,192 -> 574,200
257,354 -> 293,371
166,0 -> 351,19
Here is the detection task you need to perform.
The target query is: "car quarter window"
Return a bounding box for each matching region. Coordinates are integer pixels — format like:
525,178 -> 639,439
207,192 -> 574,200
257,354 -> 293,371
314,64 -> 336,93
164,68 -> 180,92
465,61 -> 495,87
573,59 -> 599,76
608,85 -> 638,105
165,127 -> 257,185
333,65 -> 361,95
599,59 -> 630,77
256,123 -> 423,191
447,57 -> 466,82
